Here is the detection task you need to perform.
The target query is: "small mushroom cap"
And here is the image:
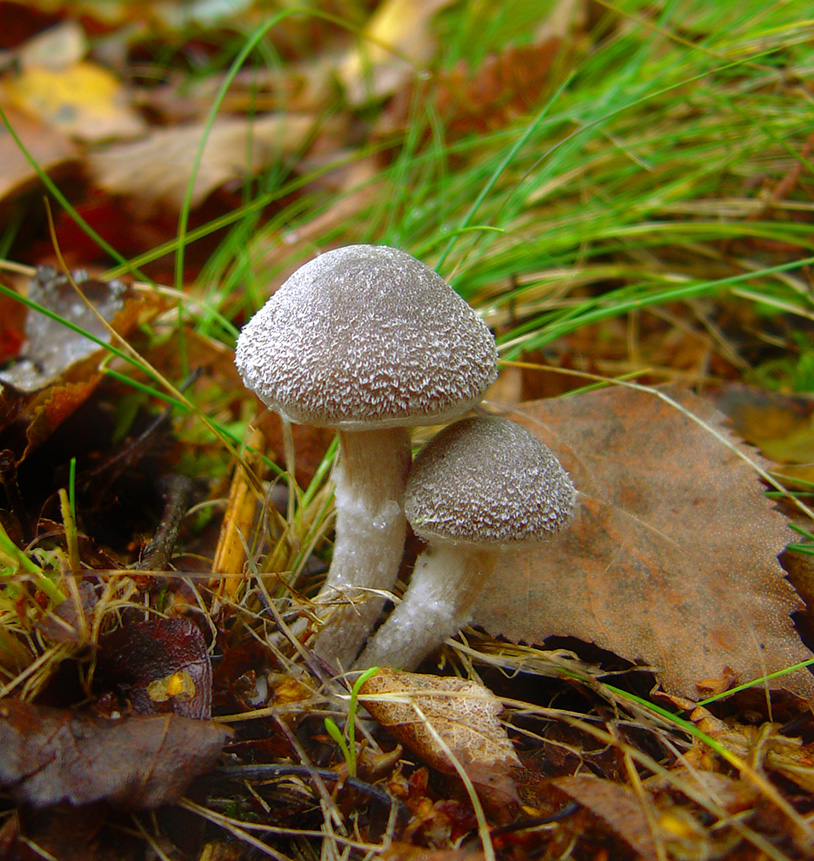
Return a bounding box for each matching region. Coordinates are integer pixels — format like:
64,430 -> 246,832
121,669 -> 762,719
405,416 -> 575,549
235,245 -> 498,430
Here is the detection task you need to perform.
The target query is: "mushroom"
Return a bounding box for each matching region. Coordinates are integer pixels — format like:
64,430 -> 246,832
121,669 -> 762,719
354,416 -> 575,671
234,245 -> 497,667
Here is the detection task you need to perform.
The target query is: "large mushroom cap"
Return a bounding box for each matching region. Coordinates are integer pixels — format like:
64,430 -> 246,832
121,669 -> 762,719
235,245 -> 498,430
405,416 -> 576,549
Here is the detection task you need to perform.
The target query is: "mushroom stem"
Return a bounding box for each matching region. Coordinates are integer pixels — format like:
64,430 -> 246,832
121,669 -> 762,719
311,426 -> 411,668
354,543 -> 494,671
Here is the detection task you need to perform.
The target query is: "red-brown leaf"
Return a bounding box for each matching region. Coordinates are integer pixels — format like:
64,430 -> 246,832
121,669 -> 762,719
99,618 -> 213,720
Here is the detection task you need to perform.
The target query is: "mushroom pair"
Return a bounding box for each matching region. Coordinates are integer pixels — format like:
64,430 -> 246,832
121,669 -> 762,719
354,416 -> 576,671
235,245 -> 498,668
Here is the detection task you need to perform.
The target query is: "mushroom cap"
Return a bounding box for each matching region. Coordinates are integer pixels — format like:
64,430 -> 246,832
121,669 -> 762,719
405,416 -> 575,549
235,245 -> 498,430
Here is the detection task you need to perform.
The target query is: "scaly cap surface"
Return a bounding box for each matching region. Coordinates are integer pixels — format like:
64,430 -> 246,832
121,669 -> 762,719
405,417 -> 576,548
235,245 -> 498,429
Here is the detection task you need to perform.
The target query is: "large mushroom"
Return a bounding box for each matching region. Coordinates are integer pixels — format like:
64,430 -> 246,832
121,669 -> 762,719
355,416 -> 576,671
235,245 -> 497,668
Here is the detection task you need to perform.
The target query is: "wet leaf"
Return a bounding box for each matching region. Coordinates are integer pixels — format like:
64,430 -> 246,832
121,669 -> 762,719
0,698 -> 230,809
0,266 -> 169,461
361,668 -> 520,811
473,386 -> 814,700
1,266 -> 129,394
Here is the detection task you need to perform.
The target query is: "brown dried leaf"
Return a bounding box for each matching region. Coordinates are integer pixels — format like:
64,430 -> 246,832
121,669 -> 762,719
0,292 -> 26,364
473,386 -> 814,700
361,668 -> 520,811
91,114 -> 315,211
380,0 -> 587,141
381,844 -> 484,861
15,19 -> 87,71
554,775 -> 657,859
252,159 -> 383,273
716,384 -> 814,465
0,698 -> 230,808
254,409 -> 334,490
0,804 -> 150,861
39,580 -> 97,645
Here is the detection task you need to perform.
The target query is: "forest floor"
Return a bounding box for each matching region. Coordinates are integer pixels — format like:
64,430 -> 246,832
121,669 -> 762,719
2,1 -> 814,859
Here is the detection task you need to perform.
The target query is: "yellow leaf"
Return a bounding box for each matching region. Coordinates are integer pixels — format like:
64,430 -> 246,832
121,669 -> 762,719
3,61 -> 146,143
338,0 -> 455,105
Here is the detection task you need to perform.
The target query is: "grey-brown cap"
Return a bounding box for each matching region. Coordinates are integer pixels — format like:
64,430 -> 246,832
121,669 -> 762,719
235,245 -> 498,430
405,417 -> 575,549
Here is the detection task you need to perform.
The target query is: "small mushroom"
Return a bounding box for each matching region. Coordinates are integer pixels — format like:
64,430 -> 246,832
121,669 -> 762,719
235,245 -> 497,667
354,416 -> 575,671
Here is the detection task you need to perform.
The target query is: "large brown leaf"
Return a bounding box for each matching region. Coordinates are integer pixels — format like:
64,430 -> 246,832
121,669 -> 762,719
473,386 -> 814,700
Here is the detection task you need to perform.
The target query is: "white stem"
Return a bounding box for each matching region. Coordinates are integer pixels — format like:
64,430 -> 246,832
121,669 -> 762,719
310,427 -> 411,669
354,543 -> 494,671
